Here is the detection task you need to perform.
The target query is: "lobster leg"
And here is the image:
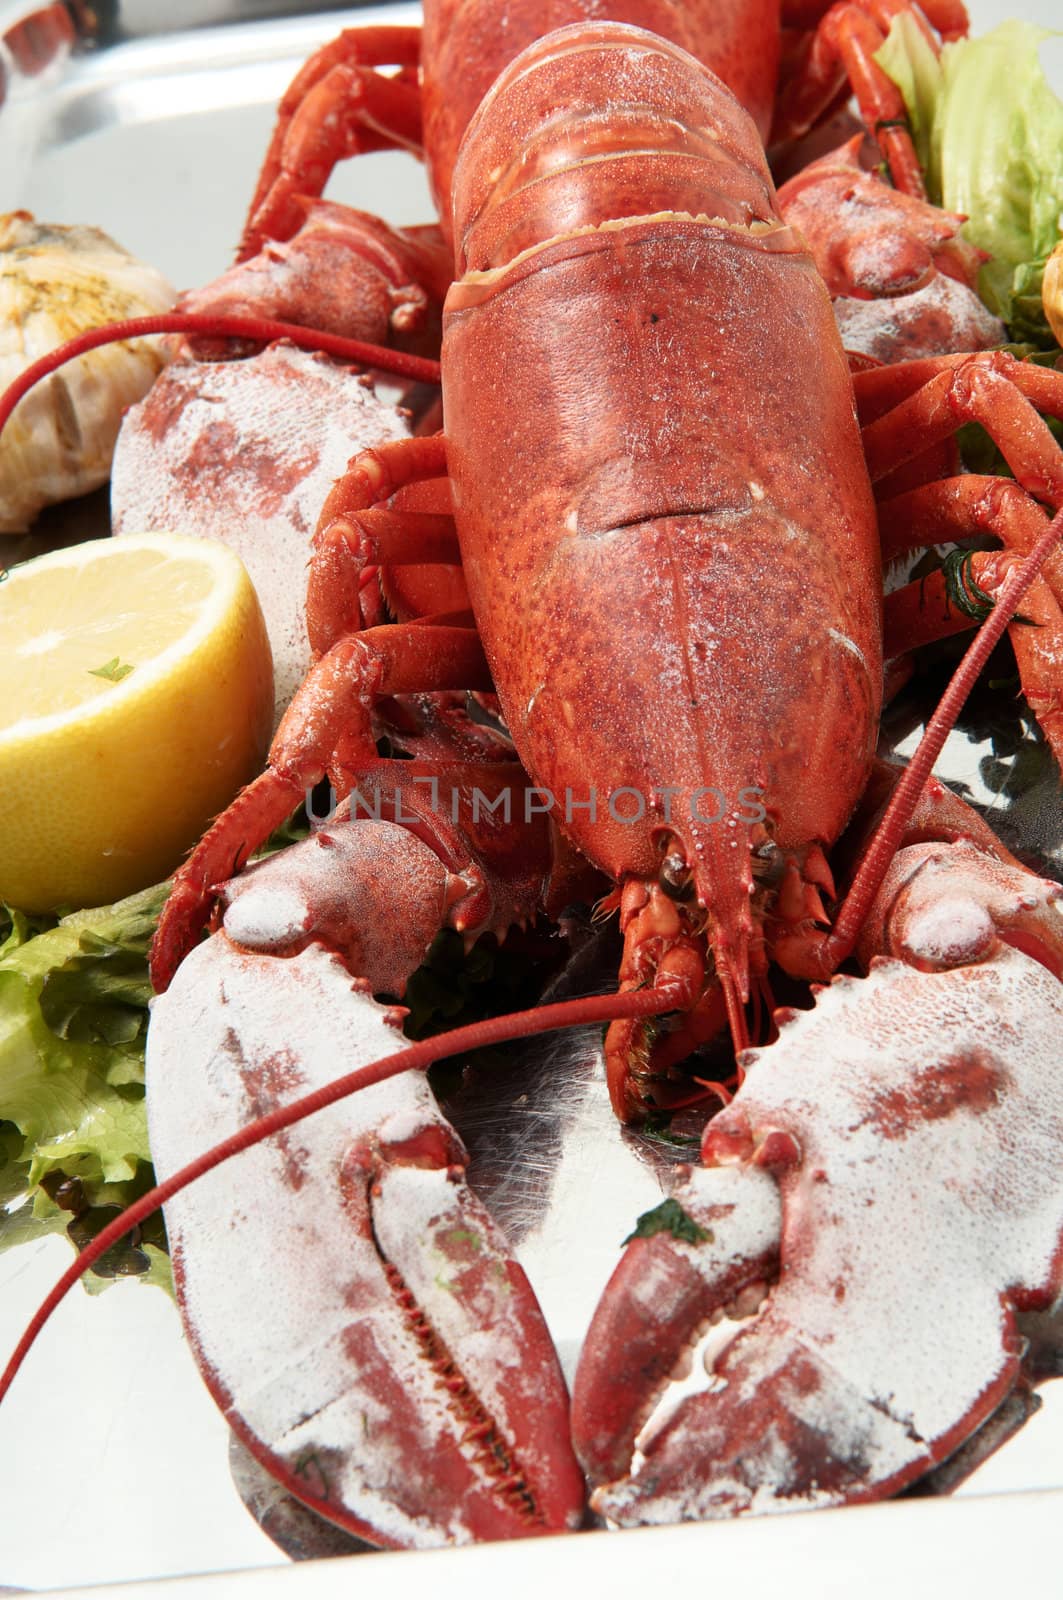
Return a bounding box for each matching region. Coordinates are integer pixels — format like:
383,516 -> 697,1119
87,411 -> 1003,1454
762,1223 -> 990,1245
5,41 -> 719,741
861,354 -> 1063,502
268,621 -> 490,782
781,0 -> 967,40
573,797 -> 1063,1521
308,506 -> 461,646
860,354 -> 1063,762
182,201 -> 451,357
877,476 -> 1063,574
854,350 -> 1063,431
151,623 -> 494,991
241,26 -> 423,260
371,478 -> 471,630
316,433 -> 447,520
306,436 -> 468,650
877,478 -> 1063,759
151,431 -> 482,987
885,549 -> 1063,760
772,0 -> 939,196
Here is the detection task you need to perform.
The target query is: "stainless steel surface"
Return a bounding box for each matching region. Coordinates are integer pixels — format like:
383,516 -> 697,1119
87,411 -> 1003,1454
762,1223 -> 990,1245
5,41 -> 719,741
0,0 -> 407,50
0,0 -> 1062,1592
67,1 -> 403,47
0,4 -> 428,289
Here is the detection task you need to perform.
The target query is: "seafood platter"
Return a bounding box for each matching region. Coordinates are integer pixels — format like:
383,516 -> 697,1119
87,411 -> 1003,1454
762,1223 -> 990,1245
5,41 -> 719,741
0,0 -> 1062,1593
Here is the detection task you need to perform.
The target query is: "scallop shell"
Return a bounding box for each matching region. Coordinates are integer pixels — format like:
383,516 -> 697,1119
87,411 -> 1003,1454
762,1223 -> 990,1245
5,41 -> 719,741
0,211 -> 176,533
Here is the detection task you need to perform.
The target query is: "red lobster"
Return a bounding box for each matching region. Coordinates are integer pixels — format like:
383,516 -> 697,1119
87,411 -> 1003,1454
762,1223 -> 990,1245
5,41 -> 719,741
115,0 -> 992,737
3,4 -> 1063,1562
128,11 -> 1063,1543
191,0 -> 985,365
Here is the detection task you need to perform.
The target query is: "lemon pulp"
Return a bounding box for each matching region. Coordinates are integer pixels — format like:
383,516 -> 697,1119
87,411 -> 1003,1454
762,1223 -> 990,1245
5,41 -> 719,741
0,532 -> 274,911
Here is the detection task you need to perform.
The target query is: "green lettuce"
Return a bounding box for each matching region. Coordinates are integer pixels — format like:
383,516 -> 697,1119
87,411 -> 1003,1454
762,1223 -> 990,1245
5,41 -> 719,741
0,810 -> 314,1289
877,18 -> 1063,345
0,883 -> 170,1287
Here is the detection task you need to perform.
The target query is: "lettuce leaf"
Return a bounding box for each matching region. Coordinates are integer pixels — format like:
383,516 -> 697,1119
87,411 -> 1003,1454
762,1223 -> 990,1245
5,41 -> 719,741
0,806 -> 315,1293
0,882 -> 170,1287
877,18 -> 1063,345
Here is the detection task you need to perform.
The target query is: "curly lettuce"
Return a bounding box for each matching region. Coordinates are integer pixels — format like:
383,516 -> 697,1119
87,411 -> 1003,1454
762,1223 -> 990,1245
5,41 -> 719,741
0,883 -> 171,1288
0,807 -> 317,1290
877,18 -> 1063,346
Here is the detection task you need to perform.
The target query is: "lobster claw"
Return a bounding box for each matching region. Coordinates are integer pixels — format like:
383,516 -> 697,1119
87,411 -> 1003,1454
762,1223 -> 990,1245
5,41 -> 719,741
573,947 -> 1063,1522
572,1159 -> 781,1494
147,934 -> 584,1548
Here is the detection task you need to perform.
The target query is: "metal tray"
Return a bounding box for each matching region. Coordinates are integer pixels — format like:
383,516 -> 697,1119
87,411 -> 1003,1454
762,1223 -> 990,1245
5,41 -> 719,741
1,2 -> 1062,1594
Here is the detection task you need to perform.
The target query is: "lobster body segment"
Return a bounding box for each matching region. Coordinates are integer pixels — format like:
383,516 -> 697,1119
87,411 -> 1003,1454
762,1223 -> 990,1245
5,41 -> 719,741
420,0 -> 782,235
443,25 -> 882,1012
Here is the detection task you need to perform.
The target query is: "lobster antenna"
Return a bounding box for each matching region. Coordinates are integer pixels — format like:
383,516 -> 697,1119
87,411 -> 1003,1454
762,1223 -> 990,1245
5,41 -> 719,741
0,981 -> 687,1409
0,313 -> 441,446
717,959 -> 750,1054
825,503 -> 1063,970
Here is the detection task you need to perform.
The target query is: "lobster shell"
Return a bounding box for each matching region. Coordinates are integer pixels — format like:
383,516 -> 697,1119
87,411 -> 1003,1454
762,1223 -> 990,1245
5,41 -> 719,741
442,25 -> 882,996
420,0 -> 782,236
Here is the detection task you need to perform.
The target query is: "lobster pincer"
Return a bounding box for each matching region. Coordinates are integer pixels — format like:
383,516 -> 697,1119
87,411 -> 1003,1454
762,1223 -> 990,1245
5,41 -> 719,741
146,724 -> 598,1547
573,808 -> 1063,1522
149,934 -> 583,1546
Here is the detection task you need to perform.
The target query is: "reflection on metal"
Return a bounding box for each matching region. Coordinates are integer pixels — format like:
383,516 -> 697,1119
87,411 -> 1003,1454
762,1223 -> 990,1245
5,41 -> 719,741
0,3 -> 428,288
83,1 -> 396,47
229,1435 -> 372,1561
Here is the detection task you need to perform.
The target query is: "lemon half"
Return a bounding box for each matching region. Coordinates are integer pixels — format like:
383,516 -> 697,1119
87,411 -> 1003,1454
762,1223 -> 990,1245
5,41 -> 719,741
0,532 -> 274,911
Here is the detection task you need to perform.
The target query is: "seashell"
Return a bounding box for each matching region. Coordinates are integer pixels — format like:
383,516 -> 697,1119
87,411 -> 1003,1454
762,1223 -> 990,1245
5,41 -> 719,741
0,210 -> 176,533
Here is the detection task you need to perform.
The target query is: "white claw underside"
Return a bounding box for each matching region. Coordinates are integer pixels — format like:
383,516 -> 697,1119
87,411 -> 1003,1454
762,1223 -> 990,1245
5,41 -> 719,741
146,936 -> 567,1548
597,946 -> 1063,1522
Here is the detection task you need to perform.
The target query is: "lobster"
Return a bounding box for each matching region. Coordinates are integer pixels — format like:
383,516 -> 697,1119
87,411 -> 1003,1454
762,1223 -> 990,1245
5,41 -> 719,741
82,0 -> 993,698
3,1 -> 1063,1563
134,746 -> 1063,1543
86,12 -> 1063,1551
235,0 -> 969,255
189,0 -> 986,367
